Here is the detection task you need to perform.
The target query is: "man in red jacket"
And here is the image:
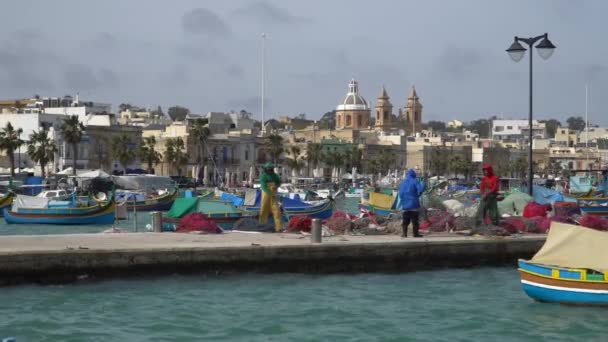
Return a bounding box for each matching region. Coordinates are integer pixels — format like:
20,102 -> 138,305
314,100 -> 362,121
477,163 -> 500,226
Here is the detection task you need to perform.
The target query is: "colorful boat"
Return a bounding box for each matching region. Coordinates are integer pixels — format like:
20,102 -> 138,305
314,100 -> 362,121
519,222 -> 608,305
165,198 -> 256,230
0,192 -> 14,217
577,197 -> 608,216
116,187 -> 178,211
242,196 -> 333,220
359,190 -> 399,216
4,194 -> 115,225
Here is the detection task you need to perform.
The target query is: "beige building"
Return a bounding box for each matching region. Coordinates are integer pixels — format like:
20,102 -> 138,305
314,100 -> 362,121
402,86 -> 423,136
335,79 -> 370,130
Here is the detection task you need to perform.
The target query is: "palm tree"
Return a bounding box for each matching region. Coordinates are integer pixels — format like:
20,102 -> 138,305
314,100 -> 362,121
265,134 -> 284,165
323,150 -> 345,169
111,134 -> 136,175
137,136 -> 162,174
59,115 -> 85,176
190,118 -> 210,165
306,142 -> 323,175
0,122 -> 24,177
27,129 -> 57,178
365,159 -> 380,175
164,137 -> 188,177
93,136 -> 111,171
344,146 -> 362,170
285,145 -> 305,176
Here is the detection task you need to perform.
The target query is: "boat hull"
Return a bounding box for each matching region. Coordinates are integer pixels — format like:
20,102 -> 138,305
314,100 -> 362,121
519,260 -> 608,306
358,203 -> 399,216
578,197 -> 608,216
4,201 -> 115,225
0,193 -> 13,218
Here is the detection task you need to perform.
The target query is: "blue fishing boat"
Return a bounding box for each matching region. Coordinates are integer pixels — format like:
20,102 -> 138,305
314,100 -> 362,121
4,194 -> 115,225
241,193 -> 333,220
519,222 -> 608,306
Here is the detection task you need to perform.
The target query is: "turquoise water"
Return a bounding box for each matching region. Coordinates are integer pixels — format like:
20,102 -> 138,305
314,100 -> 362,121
1,268 -> 606,341
0,197 -> 360,236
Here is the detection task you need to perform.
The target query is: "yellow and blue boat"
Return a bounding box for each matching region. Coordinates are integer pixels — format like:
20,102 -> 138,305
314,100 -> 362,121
519,222 -> 608,305
0,192 -> 14,217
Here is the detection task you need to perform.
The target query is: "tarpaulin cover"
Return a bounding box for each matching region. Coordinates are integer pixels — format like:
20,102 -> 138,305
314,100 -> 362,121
569,176 -> 592,194
167,198 -> 199,218
532,185 -> 564,205
369,192 -> 396,209
112,175 -> 173,190
220,192 -> 244,206
498,192 -> 532,216
12,195 -> 49,210
531,222 -> 608,272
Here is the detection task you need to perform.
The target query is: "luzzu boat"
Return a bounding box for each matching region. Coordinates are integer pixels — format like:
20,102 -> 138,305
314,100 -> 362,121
358,190 -> 399,216
0,192 -> 14,217
4,193 -> 115,225
165,198 -> 256,230
518,222 -> 608,305
577,197 -> 608,216
241,193 -> 333,220
116,187 -> 178,211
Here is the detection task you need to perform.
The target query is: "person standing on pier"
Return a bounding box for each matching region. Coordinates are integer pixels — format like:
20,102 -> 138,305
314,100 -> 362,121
477,163 -> 500,226
259,162 -> 283,232
398,169 -> 425,238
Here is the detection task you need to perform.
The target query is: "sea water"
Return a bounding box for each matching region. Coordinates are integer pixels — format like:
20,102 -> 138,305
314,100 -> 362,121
1,268 -> 606,341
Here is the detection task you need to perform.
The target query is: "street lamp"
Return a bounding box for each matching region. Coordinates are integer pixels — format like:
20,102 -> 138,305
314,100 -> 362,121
506,33 -> 556,196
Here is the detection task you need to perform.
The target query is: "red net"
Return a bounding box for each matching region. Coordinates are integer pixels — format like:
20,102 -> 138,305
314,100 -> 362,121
177,213 -> 222,234
287,215 -> 313,232
523,202 -> 551,218
579,215 -> 608,231
326,217 -> 352,234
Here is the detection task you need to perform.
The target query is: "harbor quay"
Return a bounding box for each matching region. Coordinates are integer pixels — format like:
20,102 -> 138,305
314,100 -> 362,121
0,232 -> 545,286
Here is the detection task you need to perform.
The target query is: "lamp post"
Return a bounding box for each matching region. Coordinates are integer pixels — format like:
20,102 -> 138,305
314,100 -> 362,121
506,33 -> 556,196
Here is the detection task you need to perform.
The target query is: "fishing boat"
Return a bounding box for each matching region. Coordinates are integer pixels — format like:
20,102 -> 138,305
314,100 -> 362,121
116,187 -> 178,211
519,222 -> 608,305
358,190 -> 399,216
241,194 -> 333,220
165,198 -> 256,230
577,197 -> 608,216
0,192 -> 14,217
4,193 -> 115,225
36,189 -> 72,200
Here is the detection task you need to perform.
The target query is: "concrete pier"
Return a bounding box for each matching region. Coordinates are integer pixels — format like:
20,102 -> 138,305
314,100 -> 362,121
0,233 -> 545,285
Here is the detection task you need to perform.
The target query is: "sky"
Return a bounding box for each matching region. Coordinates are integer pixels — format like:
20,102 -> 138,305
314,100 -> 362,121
0,0 -> 606,125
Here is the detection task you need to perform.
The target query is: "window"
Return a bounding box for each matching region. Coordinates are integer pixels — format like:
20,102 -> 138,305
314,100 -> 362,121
494,126 -> 504,132
507,126 -> 513,130
245,149 -> 249,161
384,111 -> 388,120
561,130 -> 565,134
357,115 -> 362,127
376,111 -> 380,120
346,115 -> 351,126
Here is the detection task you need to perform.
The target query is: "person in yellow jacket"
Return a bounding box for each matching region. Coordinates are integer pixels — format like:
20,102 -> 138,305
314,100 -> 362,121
259,162 -> 283,231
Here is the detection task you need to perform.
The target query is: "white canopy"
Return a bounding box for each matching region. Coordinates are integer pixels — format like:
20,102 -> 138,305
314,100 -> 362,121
78,170 -> 111,178
57,167 -> 74,175
531,222 -> 608,273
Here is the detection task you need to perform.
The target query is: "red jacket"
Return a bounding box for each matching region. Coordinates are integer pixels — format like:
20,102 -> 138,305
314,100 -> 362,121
480,164 -> 499,195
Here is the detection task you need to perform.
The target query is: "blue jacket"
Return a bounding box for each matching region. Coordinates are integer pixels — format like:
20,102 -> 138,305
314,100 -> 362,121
398,169 -> 425,210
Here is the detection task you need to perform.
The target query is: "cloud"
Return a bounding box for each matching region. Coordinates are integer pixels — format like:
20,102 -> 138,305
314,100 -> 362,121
181,8 -> 231,37
64,64 -> 118,90
433,45 -> 483,79
177,43 -> 225,62
233,1 -> 310,25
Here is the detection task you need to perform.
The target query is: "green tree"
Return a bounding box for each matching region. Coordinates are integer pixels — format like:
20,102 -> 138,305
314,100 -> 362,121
59,115 -> 85,176
465,119 -> 491,138
265,134 -> 284,165
190,118 -> 210,165
137,136 -> 162,174
540,119 -> 561,138
323,150 -> 345,169
566,116 -> 586,131
167,106 -> 190,122
377,148 -> 396,171
511,156 -> 528,179
164,137 -> 188,177
93,136 -> 111,171
344,146 -> 362,170
365,159 -> 380,175
0,122 -> 24,177
318,110 -> 336,129
449,154 -> 474,179
27,129 -> 57,178
306,142 -> 323,173
424,120 -> 447,132
428,148 -> 449,176
111,134 -> 136,174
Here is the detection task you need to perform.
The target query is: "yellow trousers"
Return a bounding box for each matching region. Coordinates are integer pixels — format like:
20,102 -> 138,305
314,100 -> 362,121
259,190 -> 282,231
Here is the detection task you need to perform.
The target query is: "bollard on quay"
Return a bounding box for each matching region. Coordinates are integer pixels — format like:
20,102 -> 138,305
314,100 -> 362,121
150,211 -> 162,232
311,218 -> 322,243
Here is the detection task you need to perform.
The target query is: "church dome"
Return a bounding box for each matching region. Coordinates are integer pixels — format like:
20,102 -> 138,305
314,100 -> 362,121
336,79 -> 369,111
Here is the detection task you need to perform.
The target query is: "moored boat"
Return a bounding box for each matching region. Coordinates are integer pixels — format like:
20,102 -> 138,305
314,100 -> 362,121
0,192 -> 14,217
519,222 -> 608,305
577,197 -> 608,216
4,193 -> 115,225
116,187 -> 178,211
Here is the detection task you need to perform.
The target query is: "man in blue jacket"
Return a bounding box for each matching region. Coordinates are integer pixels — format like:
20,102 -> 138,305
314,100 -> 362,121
398,169 -> 425,238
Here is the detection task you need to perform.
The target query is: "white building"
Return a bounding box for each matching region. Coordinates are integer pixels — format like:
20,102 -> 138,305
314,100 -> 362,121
492,119 -> 546,143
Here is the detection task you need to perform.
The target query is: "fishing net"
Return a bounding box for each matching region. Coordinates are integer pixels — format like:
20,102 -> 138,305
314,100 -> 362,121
499,217 -> 536,233
287,215 -> 312,232
326,217 -> 352,234
424,210 -> 455,232
453,216 -> 476,231
579,215 -> 608,231
528,217 -> 552,233
422,193 -> 447,211
553,202 -> 580,218
177,213 -> 222,234
523,202 -> 551,218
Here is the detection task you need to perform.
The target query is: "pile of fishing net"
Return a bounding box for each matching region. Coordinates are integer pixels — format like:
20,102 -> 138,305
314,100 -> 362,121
523,202 -> 552,218
329,211 -> 356,220
177,213 -> 222,233
232,218 -> 275,232
422,193 -> 447,211
325,211 -> 353,234
452,216 -> 476,231
578,215 -> 608,231
421,210 -> 455,232
287,215 -> 312,232
498,192 -> 532,216
499,216 -> 549,233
